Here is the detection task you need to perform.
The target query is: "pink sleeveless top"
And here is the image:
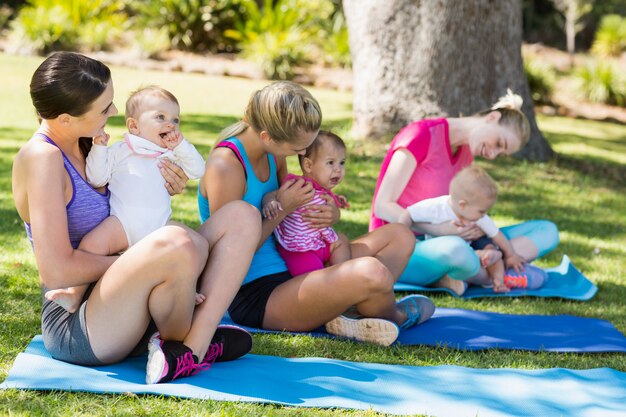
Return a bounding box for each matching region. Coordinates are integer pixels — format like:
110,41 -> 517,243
369,119 -> 473,231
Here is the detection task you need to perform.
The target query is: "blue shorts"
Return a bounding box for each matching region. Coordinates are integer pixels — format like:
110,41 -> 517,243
470,236 -> 495,251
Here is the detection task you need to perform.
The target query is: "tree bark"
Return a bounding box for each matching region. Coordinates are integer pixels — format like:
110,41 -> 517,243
343,0 -> 554,161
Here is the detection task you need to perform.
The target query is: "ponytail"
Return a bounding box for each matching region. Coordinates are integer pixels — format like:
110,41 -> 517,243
476,89 -> 530,149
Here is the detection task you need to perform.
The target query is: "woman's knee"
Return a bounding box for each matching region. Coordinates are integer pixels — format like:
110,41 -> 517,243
152,226 -> 204,277
388,223 -> 417,255
534,220 -> 560,256
429,236 -> 478,278
221,201 -> 262,237
350,257 -> 395,294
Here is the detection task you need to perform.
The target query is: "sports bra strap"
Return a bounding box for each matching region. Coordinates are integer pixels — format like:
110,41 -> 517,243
216,140 -> 247,178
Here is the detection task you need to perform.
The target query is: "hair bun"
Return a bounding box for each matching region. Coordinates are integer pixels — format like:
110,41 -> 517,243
491,89 -> 523,111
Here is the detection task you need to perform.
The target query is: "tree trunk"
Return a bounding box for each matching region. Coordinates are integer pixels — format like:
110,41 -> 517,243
343,0 -> 554,161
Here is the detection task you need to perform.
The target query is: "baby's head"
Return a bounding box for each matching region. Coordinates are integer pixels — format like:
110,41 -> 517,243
125,86 -> 180,147
298,130 -> 346,190
449,165 -> 498,222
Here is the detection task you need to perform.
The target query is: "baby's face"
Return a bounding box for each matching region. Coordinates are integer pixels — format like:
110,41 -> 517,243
305,141 -> 346,190
132,95 -> 180,147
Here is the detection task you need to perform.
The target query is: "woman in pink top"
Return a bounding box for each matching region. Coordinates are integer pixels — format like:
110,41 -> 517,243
370,91 -> 559,295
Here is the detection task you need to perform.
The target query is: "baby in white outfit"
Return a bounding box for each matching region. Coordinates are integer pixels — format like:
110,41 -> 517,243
46,86 -> 206,312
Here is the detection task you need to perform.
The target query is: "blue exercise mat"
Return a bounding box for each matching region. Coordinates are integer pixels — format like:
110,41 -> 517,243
394,255 -> 598,300
221,308 -> 626,352
1,336 -> 625,417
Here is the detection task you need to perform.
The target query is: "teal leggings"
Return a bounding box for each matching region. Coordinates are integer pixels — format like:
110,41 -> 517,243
398,220 -> 559,286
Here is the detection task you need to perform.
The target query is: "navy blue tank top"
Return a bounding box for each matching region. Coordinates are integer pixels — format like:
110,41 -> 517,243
24,134 -> 110,249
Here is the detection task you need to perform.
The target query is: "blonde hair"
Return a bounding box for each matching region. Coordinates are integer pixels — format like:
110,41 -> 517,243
126,85 -> 178,119
218,81 -> 322,143
450,165 -> 498,203
475,89 -> 530,149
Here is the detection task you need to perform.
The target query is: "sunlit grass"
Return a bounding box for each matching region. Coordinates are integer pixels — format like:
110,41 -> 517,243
1,53 -> 625,416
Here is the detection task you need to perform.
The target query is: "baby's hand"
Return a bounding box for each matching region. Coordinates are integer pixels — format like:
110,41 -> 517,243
336,194 -> 350,209
195,292 -> 206,305
262,199 -> 283,220
162,130 -> 183,150
93,133 -> 110,146
504,252 -> 526,273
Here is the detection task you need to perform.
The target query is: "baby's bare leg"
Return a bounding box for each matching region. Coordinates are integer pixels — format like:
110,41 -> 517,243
45,216 -> 129,313
475,246 -> 502,268
487,259 -> 509,293
329,233 -> 352,266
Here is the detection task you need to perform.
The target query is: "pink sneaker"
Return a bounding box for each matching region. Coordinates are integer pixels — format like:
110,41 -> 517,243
146,334 -> 199,384
199,325 -> 252,367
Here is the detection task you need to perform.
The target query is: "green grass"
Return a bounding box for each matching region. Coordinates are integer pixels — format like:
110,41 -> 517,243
1,53 -> 625,416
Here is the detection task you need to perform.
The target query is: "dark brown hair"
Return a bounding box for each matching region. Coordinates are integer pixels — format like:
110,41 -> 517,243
30,51 -> 111,157
298,130 -> 346,166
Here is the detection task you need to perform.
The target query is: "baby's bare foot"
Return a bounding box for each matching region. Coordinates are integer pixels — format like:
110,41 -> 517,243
431,275 -> 467,296
477,249 -> 502,268
45,290 -> 80,313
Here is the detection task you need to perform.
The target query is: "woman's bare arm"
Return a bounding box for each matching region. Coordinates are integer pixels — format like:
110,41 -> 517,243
17,143 -> 116,289
373,148 -> 417,223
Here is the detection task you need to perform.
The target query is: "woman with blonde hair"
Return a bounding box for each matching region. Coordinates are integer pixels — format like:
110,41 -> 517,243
370,90 -> 560,295
198,81 -> 435,346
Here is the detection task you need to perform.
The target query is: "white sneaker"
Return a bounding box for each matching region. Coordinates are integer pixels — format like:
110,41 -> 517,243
325,314 -> 399,346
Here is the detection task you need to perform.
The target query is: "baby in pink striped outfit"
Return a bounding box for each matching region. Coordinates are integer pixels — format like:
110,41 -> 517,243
263,131 -> 352,276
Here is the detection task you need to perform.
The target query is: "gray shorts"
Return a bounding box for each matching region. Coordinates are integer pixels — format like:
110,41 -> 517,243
41,285 -> 155,366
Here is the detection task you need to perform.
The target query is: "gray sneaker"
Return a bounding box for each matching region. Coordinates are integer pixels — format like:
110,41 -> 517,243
325,310 -> 399,346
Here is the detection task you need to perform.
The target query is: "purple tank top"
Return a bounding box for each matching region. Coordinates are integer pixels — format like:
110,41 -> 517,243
24,134 -> 110,249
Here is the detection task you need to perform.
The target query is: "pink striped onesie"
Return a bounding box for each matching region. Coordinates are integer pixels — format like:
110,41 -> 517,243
274,174 -> 343,276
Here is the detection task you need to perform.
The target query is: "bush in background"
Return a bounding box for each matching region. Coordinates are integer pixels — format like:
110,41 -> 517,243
225,0 -> 315,79
8,0 -> 127,54
128,0 -> 245,53
317,8 -> 351,68
591,14 -> 626,57
524,57 -> 557,104
575,62 -> 626,107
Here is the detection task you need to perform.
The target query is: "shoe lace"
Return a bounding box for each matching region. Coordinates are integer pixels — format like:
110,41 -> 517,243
399,298 -> 421,329
504,274 -> 528,288
172,351 -> 200,380
199,342 -> 223,369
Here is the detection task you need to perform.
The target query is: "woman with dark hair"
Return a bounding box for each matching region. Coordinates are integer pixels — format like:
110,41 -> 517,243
12,52 -> 259,384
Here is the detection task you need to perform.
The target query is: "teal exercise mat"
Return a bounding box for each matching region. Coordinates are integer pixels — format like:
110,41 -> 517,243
394,255 -> 598,300
221,308 -> 626,352
2,336 -> 625,417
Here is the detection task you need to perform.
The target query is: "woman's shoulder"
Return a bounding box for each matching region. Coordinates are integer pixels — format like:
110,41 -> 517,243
393,118 -> 446,147
15,137 -> 63,171
205,146 -> 246,181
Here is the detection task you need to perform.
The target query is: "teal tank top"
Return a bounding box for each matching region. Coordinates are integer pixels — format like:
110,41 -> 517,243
198,137 -> 287,284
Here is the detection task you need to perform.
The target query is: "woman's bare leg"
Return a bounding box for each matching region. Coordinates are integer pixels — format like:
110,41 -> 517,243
183,201 -> 261,361
84,225 -> 207,364
264,224 -> 415,331
264,257 -> 404,331
350,223 -> 415,280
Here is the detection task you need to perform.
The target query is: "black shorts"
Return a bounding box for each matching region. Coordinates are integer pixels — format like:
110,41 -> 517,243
470,236 -> 495,250
228,271 -> 292,328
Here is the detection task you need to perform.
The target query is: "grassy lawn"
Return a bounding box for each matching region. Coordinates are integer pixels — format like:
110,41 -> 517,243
1,53 -> 625,416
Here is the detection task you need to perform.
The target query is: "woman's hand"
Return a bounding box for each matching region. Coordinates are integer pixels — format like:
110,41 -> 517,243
303,194 -> 340,229
416,220 -> 484,240
159,159 -> 189,195
276,178 -> 314,213
453,221 -> 484,241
